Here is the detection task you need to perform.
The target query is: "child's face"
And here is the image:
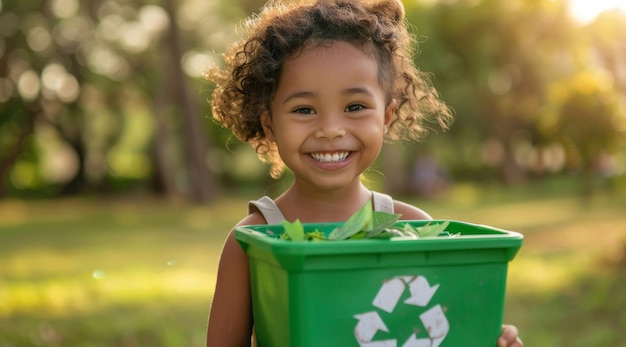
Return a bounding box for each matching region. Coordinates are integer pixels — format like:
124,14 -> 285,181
262,41 -> 395,191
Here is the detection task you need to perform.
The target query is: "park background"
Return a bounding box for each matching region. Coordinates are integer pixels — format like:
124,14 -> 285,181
1,0 -> 625,345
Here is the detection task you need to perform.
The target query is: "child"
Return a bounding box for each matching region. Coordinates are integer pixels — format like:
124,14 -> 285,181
205,0 -> 523,346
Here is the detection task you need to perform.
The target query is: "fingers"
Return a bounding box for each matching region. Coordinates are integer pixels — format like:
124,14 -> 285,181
498,325 -> 523,347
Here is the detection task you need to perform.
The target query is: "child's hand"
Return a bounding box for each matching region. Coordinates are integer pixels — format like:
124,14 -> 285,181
498,325 -> 523,347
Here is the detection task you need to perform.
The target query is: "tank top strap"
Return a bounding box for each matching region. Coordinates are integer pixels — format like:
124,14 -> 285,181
249,191 -> 395,225
371,191 -> 395,214
248,196 -> 286,225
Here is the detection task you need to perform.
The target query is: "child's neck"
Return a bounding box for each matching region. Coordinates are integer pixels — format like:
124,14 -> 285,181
275,182 -> 372,223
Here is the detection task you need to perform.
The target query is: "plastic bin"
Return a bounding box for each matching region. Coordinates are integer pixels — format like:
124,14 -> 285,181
235,220 -> 523,347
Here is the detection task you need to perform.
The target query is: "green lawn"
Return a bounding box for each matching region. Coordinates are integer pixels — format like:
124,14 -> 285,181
1,182 -> 625,346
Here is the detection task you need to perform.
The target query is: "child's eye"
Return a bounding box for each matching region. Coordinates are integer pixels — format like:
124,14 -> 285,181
345,104 -> 365,112
293,107 -> 315,114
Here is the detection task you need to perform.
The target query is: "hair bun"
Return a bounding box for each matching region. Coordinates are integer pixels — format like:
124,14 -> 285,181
365,0 -> 405,23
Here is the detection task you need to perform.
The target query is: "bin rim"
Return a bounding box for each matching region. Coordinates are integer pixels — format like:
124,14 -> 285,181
235,219 -> 523,256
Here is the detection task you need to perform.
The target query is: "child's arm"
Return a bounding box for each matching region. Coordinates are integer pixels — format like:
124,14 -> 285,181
393,200 -> 433,220
206,222 -> 258,347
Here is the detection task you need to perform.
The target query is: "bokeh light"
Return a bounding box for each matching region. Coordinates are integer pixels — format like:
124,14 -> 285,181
17,69 -> 40,101
138,5 -> 169,35
50,0 -> 79,19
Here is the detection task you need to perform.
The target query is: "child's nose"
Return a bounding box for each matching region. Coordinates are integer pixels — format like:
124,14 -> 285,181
314,114 -> 346,140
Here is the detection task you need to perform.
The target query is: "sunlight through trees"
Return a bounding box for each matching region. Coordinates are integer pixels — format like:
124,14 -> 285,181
0,0 -> 624,201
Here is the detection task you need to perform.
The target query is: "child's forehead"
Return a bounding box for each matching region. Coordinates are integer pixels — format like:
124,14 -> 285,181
280,41 -> 380,79
286,40 -> 376,65
274,40 -> 384,96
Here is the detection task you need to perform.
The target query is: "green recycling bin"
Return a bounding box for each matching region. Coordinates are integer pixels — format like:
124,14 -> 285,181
235,220 -> 523,347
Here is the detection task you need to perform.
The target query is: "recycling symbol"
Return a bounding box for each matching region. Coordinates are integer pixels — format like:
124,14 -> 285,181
353,275 -> 449,347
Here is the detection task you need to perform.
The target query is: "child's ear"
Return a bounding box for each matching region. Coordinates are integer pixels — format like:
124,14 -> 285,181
261,112 -> 275,141
384,99 -> 397,131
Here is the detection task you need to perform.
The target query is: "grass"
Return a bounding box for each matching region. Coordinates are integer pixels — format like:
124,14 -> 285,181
0,197 -> 239,347
1,180 -> 625,347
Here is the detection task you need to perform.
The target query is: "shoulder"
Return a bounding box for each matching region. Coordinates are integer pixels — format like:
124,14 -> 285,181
393,200 -> 432,220
221,211 -> 267,255
237,210 -> 268,227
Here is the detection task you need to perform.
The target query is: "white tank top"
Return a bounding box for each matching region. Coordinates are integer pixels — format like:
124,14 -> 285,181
247,191 -> 394,224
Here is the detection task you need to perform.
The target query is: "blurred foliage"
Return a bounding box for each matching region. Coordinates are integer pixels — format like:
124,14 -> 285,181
0,0 -> 625,202
402,0 -> 626,187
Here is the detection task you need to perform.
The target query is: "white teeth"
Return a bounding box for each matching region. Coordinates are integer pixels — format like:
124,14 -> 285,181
311,152 -> 350,163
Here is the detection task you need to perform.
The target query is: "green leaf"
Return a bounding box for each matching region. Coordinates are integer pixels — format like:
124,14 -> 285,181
305,229 -> 326,241
328,200 -> 373,240
364,211 -> 402,238
281,219 -> 305,241
349,231 -> 367,239
369,228 -> 404,239
414,221 -> 450,238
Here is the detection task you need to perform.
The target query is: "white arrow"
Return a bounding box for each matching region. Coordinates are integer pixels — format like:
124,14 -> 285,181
404,276 -> 439,307
430,337 -> 446,347
420,304 -> 449,347
354,311 -> 389,343
401,333 -> 431,347
372,277 -> 405,313
359,340 -> 398,347
397,276 -> 415,283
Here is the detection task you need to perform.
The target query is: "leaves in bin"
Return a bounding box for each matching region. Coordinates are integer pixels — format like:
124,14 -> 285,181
364,211 -> 404,238
387,220 -> 452,240
328,200 -> 373,240
277,200 -> 454,241
412,220 -> 451,238
305,229 -> 326,241
281,219 -> 305,241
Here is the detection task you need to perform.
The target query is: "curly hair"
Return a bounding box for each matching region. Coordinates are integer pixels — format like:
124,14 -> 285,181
206,0 -> 453,178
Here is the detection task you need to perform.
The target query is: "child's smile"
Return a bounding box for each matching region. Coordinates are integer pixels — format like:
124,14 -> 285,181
309,151 -> 351,163
306,151 -> 354,172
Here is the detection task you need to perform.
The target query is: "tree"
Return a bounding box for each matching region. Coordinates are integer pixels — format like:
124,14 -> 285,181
0,0 -> 243,202
401,0 -> 624,188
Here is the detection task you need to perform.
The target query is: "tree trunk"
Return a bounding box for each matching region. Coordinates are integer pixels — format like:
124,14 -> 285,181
0,108 -> 35,198
163,0 -> 217,203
